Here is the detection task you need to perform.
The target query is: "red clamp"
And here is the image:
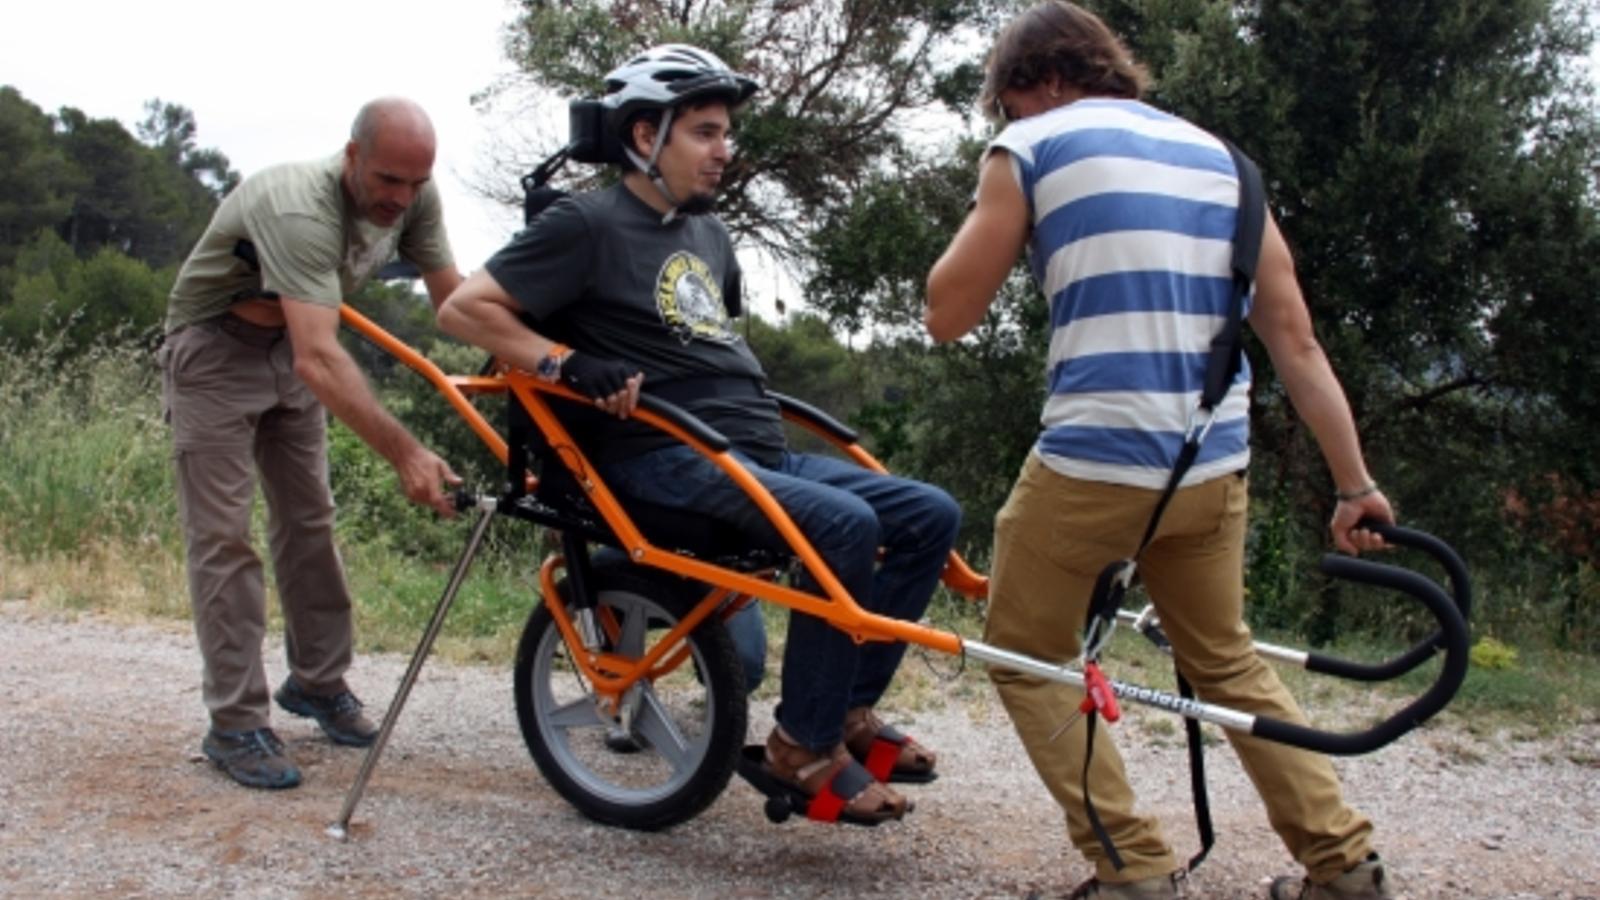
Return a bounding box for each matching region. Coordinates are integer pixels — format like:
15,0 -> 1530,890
1080,661 -> 1121,724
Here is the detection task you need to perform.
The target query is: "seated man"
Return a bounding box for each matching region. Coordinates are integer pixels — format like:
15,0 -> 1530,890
440,44 -> 959,823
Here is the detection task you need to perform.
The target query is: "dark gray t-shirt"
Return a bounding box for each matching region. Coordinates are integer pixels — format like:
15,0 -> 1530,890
485,184 -> 784,463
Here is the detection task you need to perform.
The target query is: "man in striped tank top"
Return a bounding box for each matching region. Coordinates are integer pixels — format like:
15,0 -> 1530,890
927,4 -> 1396,899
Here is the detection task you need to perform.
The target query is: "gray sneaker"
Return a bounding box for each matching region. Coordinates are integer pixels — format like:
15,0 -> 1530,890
202,727 -> 302,790
273,678 -> 379,747
1269,854 -> 1393,900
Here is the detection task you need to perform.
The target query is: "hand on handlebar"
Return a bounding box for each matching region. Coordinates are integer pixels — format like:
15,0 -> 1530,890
561,352 -> 643,419
1330,490 -> 1394,556
397,447 -> 463,519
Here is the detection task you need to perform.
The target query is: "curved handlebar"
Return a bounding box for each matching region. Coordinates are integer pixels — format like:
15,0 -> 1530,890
1250,522 -> 1471,755
1303,521 -> 1472,682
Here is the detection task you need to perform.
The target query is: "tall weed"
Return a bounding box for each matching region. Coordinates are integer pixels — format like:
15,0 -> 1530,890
0,331 -> 177,559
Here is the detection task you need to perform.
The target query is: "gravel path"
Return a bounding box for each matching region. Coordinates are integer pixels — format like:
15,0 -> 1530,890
1,604 -> 1596,899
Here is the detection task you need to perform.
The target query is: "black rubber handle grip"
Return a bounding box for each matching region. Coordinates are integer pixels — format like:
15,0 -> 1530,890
634,393 -> 731,452
1302,521 -> 1472,682
1252,524 -> 1471,755
771,391 -> 860,445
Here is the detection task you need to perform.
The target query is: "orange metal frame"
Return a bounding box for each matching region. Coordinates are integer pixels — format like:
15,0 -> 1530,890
341,304 -> 989,711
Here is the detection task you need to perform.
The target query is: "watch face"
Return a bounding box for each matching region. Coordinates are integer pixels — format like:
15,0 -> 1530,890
537,353 -> 560,380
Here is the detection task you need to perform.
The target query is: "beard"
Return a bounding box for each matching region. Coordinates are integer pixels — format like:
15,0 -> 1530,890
677,192 -> 718,216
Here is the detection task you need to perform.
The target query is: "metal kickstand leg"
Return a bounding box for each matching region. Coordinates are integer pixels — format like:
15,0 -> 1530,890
327,494 -> 499,840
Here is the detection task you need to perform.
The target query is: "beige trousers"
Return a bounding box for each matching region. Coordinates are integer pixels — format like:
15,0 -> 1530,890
985,454 -> 1373,883
161,316 -> 353,732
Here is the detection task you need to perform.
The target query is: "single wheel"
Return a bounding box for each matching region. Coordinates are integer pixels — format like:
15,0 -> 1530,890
514,568 -> 747,830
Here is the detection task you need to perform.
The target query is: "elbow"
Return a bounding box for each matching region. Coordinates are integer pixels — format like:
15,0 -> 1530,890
435,299 -> 464,341
292,352 -> 333,395
924,307 -> 959,344
923,281 -> 968,344
924,263 -> 984,343
436,292 -> 480,345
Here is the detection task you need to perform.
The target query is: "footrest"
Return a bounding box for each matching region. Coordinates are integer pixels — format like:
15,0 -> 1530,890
734,745 -> 889,827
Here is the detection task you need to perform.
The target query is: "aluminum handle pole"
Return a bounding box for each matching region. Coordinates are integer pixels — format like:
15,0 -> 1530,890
963,639 -> 1258,733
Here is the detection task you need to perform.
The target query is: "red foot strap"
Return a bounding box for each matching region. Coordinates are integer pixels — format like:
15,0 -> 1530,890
862,725 -> 909,783
806,759 -> 873,823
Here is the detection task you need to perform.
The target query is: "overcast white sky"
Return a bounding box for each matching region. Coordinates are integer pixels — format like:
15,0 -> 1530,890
1,0 -> 537,274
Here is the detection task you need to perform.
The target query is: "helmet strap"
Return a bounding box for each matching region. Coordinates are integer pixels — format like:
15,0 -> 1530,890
621,106 -> 684,224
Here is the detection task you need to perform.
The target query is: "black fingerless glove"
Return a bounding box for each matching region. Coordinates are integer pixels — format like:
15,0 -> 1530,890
559,351 -> 638,400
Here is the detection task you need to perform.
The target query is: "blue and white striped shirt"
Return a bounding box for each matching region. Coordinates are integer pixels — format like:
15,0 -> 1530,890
989,99 -> 1251,489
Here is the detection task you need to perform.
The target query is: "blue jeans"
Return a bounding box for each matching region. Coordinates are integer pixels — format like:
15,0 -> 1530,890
600,446 -> 961,752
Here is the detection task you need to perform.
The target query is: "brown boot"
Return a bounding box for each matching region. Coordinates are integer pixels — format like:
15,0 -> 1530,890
1269,854 -> 1394,900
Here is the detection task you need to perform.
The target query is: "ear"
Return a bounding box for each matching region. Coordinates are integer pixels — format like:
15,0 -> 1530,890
631,118 -> 659,158
343,139 -> 360,169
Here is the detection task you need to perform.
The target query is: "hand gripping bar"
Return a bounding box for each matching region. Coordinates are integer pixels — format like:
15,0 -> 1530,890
1298,522 -> 1471,682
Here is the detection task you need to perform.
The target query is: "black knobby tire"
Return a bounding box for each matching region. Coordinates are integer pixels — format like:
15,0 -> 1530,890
513,569 -> 747,830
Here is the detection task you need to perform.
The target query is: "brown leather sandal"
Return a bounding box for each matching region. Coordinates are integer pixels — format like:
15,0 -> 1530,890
762,727 -> 911,824
842,706 -> 938,784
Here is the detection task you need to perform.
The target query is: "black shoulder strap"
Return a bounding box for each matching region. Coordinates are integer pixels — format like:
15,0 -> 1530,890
1080,138 -> 1270,875
1177,138 -> 1264,877
1129,139 -> 1267,556
1200,139 -> 1266,410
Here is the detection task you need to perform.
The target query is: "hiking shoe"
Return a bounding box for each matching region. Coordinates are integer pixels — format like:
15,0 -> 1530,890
202,727 -> 301,790
1269,854 -> 1393,899
1029,871 -> 1186,899
274,678 -> 379,747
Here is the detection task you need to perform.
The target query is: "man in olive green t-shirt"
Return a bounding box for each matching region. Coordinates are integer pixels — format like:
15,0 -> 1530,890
161,97 -> 464,790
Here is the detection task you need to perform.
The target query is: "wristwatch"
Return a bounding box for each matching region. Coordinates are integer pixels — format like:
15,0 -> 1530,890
535,343 -> 570,383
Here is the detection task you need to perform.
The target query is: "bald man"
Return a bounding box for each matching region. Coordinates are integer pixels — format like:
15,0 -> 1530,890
161,98 -> 464,789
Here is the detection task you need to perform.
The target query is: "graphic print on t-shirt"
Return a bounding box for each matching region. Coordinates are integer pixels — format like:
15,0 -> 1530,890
655,250 -> 735,345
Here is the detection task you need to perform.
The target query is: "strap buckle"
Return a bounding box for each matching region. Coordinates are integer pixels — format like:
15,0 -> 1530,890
1081,560 -> 1136,663
1184,405 -> 1217,445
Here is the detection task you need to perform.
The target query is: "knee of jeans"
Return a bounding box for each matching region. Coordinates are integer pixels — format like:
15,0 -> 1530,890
923,487 -> 962,547
819,496 -> 880,556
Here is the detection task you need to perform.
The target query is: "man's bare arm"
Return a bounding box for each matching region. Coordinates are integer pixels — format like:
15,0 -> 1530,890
437,270 -> 643,418
926,150 -> 1030,342
1249,215 -> 1392,553
280,297 -> 460,516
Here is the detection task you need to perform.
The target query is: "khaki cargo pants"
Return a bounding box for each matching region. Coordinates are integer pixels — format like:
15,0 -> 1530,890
985,453 -> 1375,884
161,315 -> 354,733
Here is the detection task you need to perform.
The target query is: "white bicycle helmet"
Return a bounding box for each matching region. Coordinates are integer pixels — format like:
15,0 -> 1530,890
601,44 -> 759,218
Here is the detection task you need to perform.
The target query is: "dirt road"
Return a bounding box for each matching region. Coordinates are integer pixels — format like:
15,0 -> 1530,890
1,605 -> 1595,898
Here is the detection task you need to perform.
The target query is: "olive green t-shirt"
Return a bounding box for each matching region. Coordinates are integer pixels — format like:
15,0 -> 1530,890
164,152 -> 454,332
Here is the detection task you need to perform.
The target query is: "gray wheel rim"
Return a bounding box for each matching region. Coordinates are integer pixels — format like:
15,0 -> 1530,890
530,588 -> 717,805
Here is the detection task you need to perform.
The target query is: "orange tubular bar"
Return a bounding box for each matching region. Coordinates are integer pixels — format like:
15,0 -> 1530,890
538,555 -> 731,703
512,375 -> 963,658
342,304 -> 970,674
780,408 -> 990,600
339,304 -> 510,465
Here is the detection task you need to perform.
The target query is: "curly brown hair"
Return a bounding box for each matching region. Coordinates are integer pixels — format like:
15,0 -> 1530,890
979,2 -> 1150,121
